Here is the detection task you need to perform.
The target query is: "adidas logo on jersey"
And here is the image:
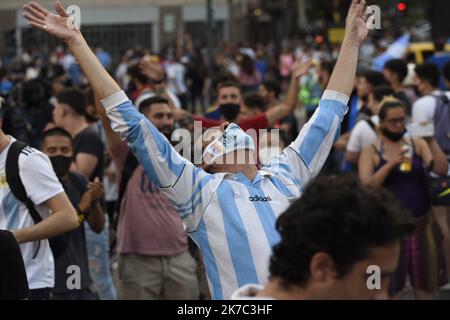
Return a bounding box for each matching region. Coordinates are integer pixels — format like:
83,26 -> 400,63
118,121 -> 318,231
249,195 -> 272,202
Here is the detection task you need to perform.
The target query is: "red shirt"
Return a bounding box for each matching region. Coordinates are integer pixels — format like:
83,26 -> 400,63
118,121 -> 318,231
193,113 -> 269,131
131,84 -> 152,102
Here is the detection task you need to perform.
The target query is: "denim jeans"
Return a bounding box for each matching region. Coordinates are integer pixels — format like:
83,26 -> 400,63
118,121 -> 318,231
84,216 -> 117,300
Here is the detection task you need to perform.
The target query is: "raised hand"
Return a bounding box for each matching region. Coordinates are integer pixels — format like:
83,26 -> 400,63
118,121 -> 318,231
87,177 -> 104,203
139,56 -> 165,81
23,1 -> 80,44
344,0 -> 369,47
291,60 -> 313,80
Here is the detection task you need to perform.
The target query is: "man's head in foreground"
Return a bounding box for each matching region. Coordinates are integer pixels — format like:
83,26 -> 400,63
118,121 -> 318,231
196,122 -> 257,174
256,176 -> 414,300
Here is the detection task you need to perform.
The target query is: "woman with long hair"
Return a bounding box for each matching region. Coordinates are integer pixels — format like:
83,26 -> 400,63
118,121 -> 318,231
359,99 -> 449,299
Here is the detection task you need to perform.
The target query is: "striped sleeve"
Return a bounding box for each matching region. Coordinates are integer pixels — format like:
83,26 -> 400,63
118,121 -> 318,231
102,90 -> 216,231
265,90 -> 348,189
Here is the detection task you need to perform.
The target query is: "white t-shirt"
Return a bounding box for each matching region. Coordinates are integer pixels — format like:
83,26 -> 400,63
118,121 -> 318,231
166,88 -> 182,109
166,62 -> 187,95
412,90 -> 450,123
103,162 -> 118,202
0,137 -> 64,289
346,115 -> 379,153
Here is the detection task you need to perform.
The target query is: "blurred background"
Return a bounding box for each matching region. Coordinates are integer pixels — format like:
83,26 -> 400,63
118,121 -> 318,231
0,0 -> 448,65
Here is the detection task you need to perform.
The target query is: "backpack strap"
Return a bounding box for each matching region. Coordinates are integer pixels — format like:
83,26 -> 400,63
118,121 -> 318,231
365,118 -> 376,131
431,92 -> 450,156
5,140 -> 42,258
431,92 -> 450,110
5,141 -> 43,224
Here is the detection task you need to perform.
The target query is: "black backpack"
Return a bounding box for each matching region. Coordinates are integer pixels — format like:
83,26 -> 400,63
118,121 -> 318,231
432,93 -> 450,157
5,140 -> 69,259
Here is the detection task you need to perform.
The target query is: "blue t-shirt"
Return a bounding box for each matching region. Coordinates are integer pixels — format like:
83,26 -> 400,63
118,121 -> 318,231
0,80 -> 13,96
428,53 -> 450,90
256,59 -> 268,82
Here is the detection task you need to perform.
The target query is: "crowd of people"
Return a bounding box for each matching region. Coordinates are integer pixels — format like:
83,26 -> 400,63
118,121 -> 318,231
0,0 -> 449,300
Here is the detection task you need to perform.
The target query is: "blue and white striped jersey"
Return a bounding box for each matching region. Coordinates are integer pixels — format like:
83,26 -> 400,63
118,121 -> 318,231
103,90 -> 348,299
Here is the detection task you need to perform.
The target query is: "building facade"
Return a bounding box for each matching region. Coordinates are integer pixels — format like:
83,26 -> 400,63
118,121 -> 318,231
0,0 -> 253,61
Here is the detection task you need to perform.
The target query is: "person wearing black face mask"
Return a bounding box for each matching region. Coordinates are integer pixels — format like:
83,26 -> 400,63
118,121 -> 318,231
41,127 -> 105,300
192,62 -> 312,141
358,99 -> 449,300
219,102 -> 241,122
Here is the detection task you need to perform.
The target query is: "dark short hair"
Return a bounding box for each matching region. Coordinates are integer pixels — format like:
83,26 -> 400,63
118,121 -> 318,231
262,80 -> 281,99
213,72 -> 238,93
127,59 -> 149,85
360,70 -> 388,88
384,59 -> 408,83
270,175 -> 414,289
379,99 -> 406,121
55,87 -> 86,116
217,81 -> 241,94
139,96 -> 170,114
41,127 -> 73,147
433,37 -> 446,52
415,63 -> 440,88
244,93 -> 266,112
372,85 -> 395,103
443,61 -> 450,83
84,86 -> 95,107
320,60 -> 335,75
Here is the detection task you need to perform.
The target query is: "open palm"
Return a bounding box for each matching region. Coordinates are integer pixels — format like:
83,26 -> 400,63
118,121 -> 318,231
139,56 -> 164,81
291,60 -> 313,80
23,1 -> 80,43
345,0 -> 369,46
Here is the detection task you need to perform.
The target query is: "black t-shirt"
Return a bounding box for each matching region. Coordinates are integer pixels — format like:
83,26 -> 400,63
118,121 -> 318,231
53,172 -> 91,293
73,127 -> 104,181
0,230 -> 29,299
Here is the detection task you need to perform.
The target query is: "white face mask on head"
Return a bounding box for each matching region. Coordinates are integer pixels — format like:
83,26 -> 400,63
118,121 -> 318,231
202,123 -> 255,167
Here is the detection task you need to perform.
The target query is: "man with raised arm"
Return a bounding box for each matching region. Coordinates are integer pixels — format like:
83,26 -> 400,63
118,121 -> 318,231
24,0 -> 369,299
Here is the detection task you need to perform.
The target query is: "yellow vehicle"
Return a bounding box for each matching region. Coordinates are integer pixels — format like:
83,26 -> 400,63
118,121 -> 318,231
407,42 -> 450,64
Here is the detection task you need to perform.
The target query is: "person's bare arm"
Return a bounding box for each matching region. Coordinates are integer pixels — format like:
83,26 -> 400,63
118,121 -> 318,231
335,132 -> 350,151
79,178 -> 105,234
86,202 -> 105,234
359,145 -> 407,188
94,92 -> 124,156
346,150 -> 360,164
71,153 -> 99,178
266,61 -> 312,126
13,192 -> 78,244
327,0 -> 368,97
23,1 -> 120,100
422,138 -> 449,176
